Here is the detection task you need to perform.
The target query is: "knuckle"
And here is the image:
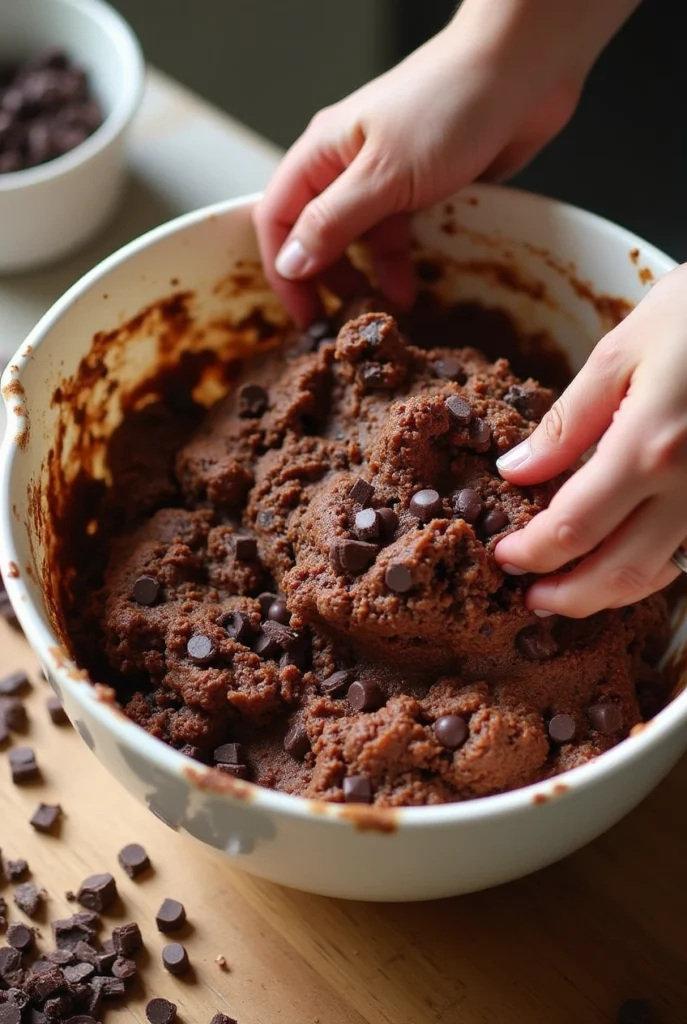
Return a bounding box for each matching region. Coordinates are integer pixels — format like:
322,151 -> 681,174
589,335 -> 626,381
307,105 -> 335,135
552,517 -> 590,556
360,145 -> 412,209
300,194 -> 339,244
637,424 -> 687,476
608,563 -> 650,595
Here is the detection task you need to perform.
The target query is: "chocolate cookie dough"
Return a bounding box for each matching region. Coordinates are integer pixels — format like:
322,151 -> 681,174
71,299 -> 670,806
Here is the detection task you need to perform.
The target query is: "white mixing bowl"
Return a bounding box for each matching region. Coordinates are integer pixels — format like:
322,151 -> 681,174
2,185 -> 686,901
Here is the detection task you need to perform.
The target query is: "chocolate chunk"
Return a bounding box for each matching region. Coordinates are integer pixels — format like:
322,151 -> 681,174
320,669 -> 354,697
0,716 -> 8,746
0,1005 -> 21,1024
132,575 -> 160,606
377,507 -> 399,540
354,507 -> 380,541
63,963 -> 95,985
384,562 -> 414,593
30,803 -> 61,834
548,714 -> 576,744
7,922 -> 34,952
445,394 -> 472,427
52,915 -> 97,950
617,999 -> 653,1024
111,957 -> 137,981
92,975 -> 125,998
347,679 -> 384,712
210,1015 -> 238,1024
452,487 -> 483,524
257,592 -> 278,617
481,508 -> 509,537
433,355 -> 466,383
468,416 -> 492,449
232,534 -> 257,561
162,943 -> 189,976
187,634 -> 216,665
216,764 -> 249,779
45,948 -> 75,965
504,384 -> 552,421
267,597 -> 291,624
0,947 -> 22,981
348,478 -> 374,507
117,843 -> 150,879
516,627 -> 559,661
44,994 -> 74,1019
1,698 -> 27,731
155,899 -> 186,932
9,746 -> 39,783
46,695 -> 69,725
330,539 -> 378,575
223,610 -> 254,644
283,721 -> 310,760
145,998 -> 177,1024
252,629 -> 282,660
112,922 -> 142,956
434,715 -> 469,750
14,882 -> 43,917
27,965 -> 66,1000
588,703 -> 623,735
213,742 -> 243,765
0,670 -> 29,695
343,775 -> 372,804
6,858 -> 28,881
409,488 -> 443,523
238,383 -> 268,417
77,873 -> 117,912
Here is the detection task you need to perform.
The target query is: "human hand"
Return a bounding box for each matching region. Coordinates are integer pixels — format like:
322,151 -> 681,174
495,264 -> 687,617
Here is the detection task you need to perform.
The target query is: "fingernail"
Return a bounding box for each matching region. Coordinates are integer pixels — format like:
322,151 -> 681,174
275,238 -> 311,280
533,609 -> 554,618
501,563 -> 527,575
496,438 -> 531,473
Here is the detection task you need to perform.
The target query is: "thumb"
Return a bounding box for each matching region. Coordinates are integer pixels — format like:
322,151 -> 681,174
496,334 -> 633,485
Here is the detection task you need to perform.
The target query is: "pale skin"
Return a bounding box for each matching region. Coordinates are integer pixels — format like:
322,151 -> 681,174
253,0 -> 687,619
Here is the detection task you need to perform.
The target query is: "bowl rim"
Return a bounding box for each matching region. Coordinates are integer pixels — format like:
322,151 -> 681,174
0,0 -> 144,193
2,183 -> 686,831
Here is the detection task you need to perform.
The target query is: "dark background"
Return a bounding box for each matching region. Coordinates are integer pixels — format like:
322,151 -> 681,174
114,0 -> 686,260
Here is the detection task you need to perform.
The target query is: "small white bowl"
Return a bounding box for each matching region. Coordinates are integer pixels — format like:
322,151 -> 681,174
2,186 -> 687,902
0,0 -> 144,273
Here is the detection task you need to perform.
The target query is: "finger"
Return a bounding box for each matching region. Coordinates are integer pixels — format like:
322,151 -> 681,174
496,332 -> 634,484
365,213 -> 416,309
525,496 -> 687,618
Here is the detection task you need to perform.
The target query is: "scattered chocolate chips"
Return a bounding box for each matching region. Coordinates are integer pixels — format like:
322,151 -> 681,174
112,922 -> 142,956
1,697 -> 28,731
155,898 -> 186,933
30,803 -> 62,834
267,597 -> 291,624
320,669 -> 354,697
162,942 -> 189,976
504,384 -> 552,421
384,562 -> 414,594
7,922 -> 34,953
14,882 -> 43,917
343,775 -> 372,804
348,477 -> 374,507
481,508 -> 508,537
445,394 -> 472,427
0,669 -> 29,695
132,575 -> 160,606
283,721 -> 310,760
452,487 -> 483,524
516,627 -> 559,661
433,355 -> 466,383
8,745 -> 39,783
330,538 -> 378,575
354,507 -> 380,541
588,703 -> 623,735
409,488 -> 443,523
434,715 -> 469,750
377,507 -> 399,540
468,416 -> 491,449
6,858 -> 28,881
117,843 -> 150,879
232,534 -> 257,561
347,679 -> 384,712
46,695 -> 69,725
548,714 -> 576,744
238,383 -> 268,417
213,742 -> 243,765
145,997 -> 177,1024
77,873 -> 117,913
186,634 -> 216,666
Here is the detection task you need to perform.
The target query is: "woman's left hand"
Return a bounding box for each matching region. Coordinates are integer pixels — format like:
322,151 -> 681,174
494,263 -> 687,618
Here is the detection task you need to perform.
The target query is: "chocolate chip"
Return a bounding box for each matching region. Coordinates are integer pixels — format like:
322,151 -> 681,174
330,539 -> 378,575
6,858 -> 28,881
445,394 -> 472,427
0,716 -> 8,746
117,843 -> 150,879
178,744 -> 206,762
588,703 -> 623,735
238,383 -> 268,417
1,697 -> 27,731
548,714 -> 576,744
617,999 -> 653,1024
155,898 -> 186,932
433,356 -> 466,383
377,507 -> 399,540
30,803 -> 61,834
112,922 -> 142,956
14,882 -> 43,917
213,742 -> 243,765
6,922 -> 34,952
348,478 -> 374,507
267,597 -> 291,624
232,534 -> 257,561
63,963 -> 95,985
481,508 -> 508,537
187,634 -> 216,666
52,913 -> 99,950
469,416 -> 491,449
93,974 -> 125,998
343,776 -> 372,803
111,957 -> 137,981
320,669 -> 354,697
283,721 -> 310,760
145,997 -> 177,1024
210,1015 -> 238,1024
132,575 -> 160,606
258,592 -> 278,617
434,715 -> 469,750
385,562 -> 414,593
409,488 -> 443,523
77,873 -> 117,912
452,487 -> 483,524
0,1005 -> 21,1024
0,670 -> 29,695
252,629 -> 282,660
504,384 -> 552,421
47,947 -> 76,965
354,507 -> 380,541
162,943 -> 189,976
223,610 -> 253,644
46,695 -> 68,725
0,946 -> 22,981
347,679 -> 384,711
216,764 -> 249,779
516,627 -> 559,661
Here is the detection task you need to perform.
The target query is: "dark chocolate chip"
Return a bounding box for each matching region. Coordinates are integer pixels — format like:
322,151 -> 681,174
6,922 -> 34,952
63,963 -> 95,985
46,694 -> 69,724
481,508 -> 509,537
30,803 -> 61,833
6,858 -> 28,881
187,634 -> 216,666
347,679 -> 384,712
0,715 -> 8,746
145,997 -> 177,1024
117,843 -> 150,879
320,669 -> 354,697
155,899 -> 186,932
1,697 -> 27,731
215,763 -> 249,779
433,355 -> 466,383
330,539 -> 378,575
258,592 -> 278,617
617,999 -> 653,1024
504,384 -> 552,421
445,394 -> 472,427
409,488 -> 443,523
0,946 -> 22,981
354,507 -> 380,541
252,629 -> 282,660
548,714 -> 576,744
13,882 -> 43,917
262,619 -> 302,652
210,1015 -> 238,1024
469,416 -> 492,449
434,715 -> 469,750
93,975 -> 125,998
132,575 -> 160,606
348,478 -> 374,507
452,487 -> 483,524
232,534 -> 257,561
112,922 -> 142,956
238,383 -> 268,417
77,873 -> 117,912
213,742 -> 243,765
377,507 -> 398,540
111,957 -> 137,981
283,721 -> 310,760
384,562 -> 414,593
162,943 -> 189,976
267,597 -> 291,624
588,703 -> 623,735
178,743 -> 206,762
223,610 -> 253,644
343,775 -> 372,804
0,670 -> 29,695
0,1005 -> 21,1024
516,627 -> 559,661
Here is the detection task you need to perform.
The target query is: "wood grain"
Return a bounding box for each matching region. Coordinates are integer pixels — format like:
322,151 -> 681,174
1,617 -> 686,1024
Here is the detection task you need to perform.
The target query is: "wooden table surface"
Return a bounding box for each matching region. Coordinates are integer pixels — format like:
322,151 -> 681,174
2,615 -> 686,1024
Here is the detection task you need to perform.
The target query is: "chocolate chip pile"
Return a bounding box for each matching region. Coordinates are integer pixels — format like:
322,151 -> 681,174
66,297 -> 670,807
0,47 -> 102,175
